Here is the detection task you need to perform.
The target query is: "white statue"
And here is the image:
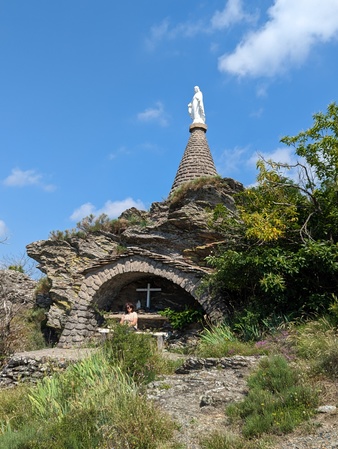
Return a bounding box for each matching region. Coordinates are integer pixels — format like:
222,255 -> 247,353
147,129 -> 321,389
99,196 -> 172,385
188,86 -> 206,124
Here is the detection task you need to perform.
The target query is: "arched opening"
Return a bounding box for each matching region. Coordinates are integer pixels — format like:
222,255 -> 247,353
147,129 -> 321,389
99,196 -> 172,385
91,272 -> 203,329
58,256 -> 213,347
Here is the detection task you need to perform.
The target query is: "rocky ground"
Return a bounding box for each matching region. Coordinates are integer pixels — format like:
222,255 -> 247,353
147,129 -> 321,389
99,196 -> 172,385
147,355 -> 259,448
273,378 -> 338,449
273,411 -> 338,449
147,353 -> 338,449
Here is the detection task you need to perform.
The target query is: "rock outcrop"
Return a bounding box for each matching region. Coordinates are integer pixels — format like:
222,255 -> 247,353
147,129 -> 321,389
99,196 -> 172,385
26,177 -> 244,347
147,355 -> 259,447
0,269 -> 36,311
0,269 -> 38,355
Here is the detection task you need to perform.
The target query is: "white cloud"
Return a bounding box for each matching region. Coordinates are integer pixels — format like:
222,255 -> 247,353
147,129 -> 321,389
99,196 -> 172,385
250,107 -> 264,118
102,199 -> 146,217
145,18 -> 205,50
145,19 -> 170,51
70,198 -> 146,222
0,220 -> 8,238
256,83 -> 269,98
218,0 -> 338,77
145,1 -> 254,50
108,146 -> 131,160
217,145 -> 249,175
211,0 -> 255,30
249,147 -> 296,167
151,18 -> 170,39
42,183 -> 57,192
4,168 -> 42,187
137,102 -> 169,127
70,203 -> 96,222
218,145 -> 304,186
3,168 -> 56,191
248,147 -> 306,183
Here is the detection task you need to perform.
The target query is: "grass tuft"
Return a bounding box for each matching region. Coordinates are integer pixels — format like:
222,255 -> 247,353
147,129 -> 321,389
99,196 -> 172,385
289,318 -> 338,378
200,431 -> 272,449
196,324 -> 263,357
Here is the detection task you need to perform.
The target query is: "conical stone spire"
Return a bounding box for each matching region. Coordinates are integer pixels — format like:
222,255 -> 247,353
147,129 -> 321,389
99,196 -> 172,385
169,123 -> 218,196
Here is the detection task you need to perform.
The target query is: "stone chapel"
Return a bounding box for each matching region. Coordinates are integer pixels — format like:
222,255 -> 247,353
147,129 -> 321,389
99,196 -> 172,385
27,90 -> 243,347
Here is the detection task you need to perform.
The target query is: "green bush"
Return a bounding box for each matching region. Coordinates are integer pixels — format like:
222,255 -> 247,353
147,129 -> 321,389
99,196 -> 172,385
328,294 -> 338,325
159,307 -> 204,330
8,265 -> 24,273
227,355 -> 318,438
35,276 -> 52,295
169,176 -> 223,204
231,309 -> 294,342
0,307 -> 47,358
102,324 -> 178,383
315,345 -> 338,379
247,355 -> 297,393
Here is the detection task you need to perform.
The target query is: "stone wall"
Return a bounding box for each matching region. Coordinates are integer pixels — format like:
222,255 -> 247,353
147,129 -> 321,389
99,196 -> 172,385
0,348 -> 94,388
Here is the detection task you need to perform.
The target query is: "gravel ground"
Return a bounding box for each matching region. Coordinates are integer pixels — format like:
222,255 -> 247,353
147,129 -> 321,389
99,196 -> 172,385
274,416 -> 338,449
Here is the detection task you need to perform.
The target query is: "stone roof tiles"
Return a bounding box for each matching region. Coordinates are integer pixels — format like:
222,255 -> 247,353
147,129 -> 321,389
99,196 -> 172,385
169,123 -> 218,196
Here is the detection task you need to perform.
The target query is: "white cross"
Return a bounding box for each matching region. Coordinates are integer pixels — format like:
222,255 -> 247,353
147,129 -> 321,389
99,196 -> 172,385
136,283 -> 161,309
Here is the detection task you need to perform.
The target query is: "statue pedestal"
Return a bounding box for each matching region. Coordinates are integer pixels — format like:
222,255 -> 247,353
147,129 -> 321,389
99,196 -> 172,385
189,123 -> 207,133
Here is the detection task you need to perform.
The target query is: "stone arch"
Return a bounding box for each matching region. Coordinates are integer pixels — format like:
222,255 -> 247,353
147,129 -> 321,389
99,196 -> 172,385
79,257 -> 202,303
90,273 -> 198,316
57,255 -> 222,348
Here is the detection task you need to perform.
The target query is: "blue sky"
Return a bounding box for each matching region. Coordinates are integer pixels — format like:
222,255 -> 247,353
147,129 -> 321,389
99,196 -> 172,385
1,0 -> 338,269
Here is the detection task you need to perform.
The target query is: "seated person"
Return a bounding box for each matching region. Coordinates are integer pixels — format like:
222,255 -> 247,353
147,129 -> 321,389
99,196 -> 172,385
120,302 -> 138,331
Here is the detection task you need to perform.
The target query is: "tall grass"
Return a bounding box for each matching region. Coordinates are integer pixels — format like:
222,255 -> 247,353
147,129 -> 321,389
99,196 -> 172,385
289,317 -> 338,378
103,323 -> 179,382
0,318 -> 335,448
0,385 -> 32,433
196,324 -> 262,357
0,328 -> 178,449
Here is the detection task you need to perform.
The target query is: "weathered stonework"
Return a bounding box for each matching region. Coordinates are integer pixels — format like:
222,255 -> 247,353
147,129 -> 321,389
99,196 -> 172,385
0,270 -> 36,311
26,177 -> 243,348
0,348 -> 94,388
169,124 -> 217,195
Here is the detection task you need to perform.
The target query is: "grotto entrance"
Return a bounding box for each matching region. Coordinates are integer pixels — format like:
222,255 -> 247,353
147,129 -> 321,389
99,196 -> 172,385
57,255 -> 213,347
91,273 -> 202,330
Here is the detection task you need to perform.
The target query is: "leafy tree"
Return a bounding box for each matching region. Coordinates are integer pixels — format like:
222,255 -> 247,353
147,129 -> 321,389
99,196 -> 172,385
281,102 -> 338,242
207,103 -> 338,331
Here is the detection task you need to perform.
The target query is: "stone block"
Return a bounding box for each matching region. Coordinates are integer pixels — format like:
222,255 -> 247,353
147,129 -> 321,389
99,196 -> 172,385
72,335 -> 84,342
